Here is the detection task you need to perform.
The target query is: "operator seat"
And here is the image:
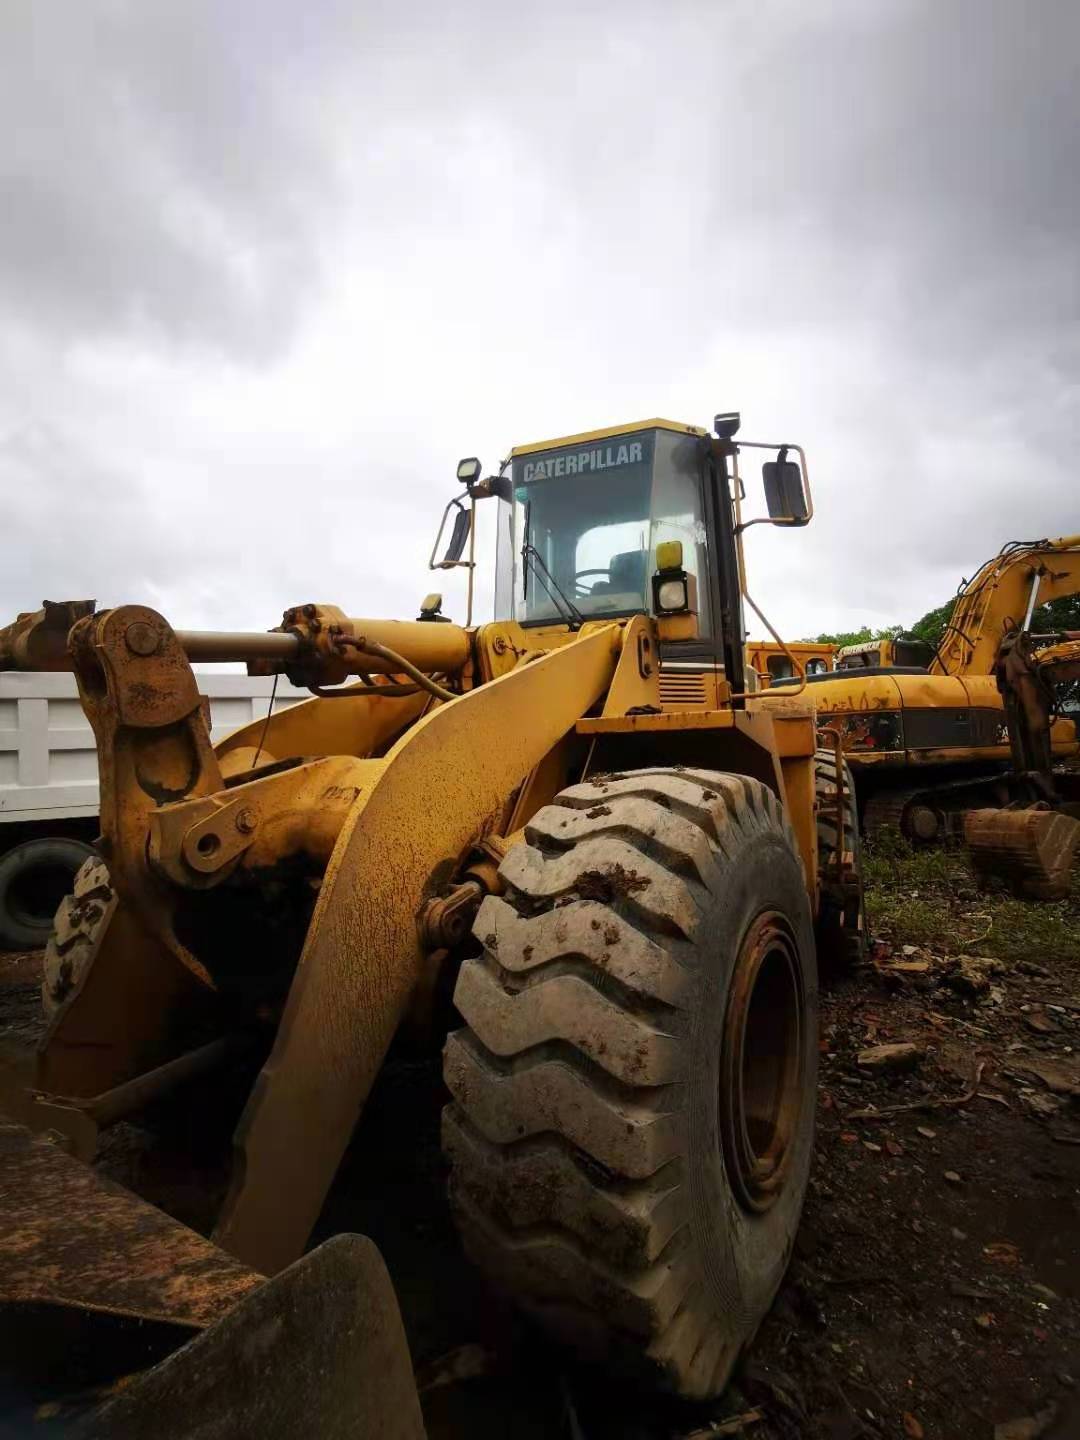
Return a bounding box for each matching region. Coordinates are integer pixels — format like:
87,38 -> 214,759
591,550 -> 647,595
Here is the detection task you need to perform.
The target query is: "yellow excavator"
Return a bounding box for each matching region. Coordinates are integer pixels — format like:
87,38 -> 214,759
764,538 -> 1080,864
0,412 -> 861,1432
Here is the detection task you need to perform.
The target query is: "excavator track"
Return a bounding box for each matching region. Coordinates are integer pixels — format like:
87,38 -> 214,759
862,771 -> 1020,846
862,786 -> 952,844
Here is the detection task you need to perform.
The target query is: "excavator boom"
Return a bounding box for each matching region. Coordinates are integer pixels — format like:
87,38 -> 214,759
931,535 -> 1080,676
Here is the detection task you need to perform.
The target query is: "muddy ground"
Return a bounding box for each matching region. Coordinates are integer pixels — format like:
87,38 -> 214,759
1,841 -> 1078,1440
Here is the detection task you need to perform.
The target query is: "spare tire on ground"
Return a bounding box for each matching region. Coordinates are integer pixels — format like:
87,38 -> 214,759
0,837 -> 97,952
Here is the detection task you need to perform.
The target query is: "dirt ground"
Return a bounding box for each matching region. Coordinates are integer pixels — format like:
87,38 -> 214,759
1,841 -> 1078,1440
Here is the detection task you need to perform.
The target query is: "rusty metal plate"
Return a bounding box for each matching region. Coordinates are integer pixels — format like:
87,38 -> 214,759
0,1122 -> 262,1328
81,1235 -> 425,1440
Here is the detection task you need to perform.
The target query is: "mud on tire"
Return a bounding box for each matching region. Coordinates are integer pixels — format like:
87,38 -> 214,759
442,768 -> 817,1400
42,855 -> 114,1016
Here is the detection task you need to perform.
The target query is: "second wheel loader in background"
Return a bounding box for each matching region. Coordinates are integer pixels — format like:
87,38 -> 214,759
0,412 -> 861,1433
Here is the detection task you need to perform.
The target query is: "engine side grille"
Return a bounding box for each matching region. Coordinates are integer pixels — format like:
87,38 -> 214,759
658,669 -> 709,711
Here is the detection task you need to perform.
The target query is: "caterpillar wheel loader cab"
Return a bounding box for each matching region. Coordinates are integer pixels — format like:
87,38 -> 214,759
0,412 -> 857,1423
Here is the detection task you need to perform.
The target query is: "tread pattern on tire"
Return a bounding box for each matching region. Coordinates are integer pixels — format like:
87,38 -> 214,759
42,855 -> 113,1015
443,767 -> 801,1398
814,749 -> 866,968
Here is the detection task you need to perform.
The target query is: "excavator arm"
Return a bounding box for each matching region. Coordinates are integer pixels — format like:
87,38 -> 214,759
990,630 -> 1080,783
965,628 -> 1080,899
932,536 -> 1080,676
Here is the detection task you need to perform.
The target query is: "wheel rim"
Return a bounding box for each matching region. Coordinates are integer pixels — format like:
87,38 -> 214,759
719,911 -> 805,1214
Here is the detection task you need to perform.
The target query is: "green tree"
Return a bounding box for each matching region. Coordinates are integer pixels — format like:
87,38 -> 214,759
804,624 -> 902,649
1035,595 -> 1080,632
909,598 -> 956,650
1035,596 -> 1080,712
808,595 -> 1077,669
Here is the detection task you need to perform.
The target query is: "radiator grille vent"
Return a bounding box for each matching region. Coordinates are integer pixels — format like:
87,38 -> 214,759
658,670 -> 708,710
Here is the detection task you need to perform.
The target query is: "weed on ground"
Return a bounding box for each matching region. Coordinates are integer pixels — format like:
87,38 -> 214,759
865,831 -> 1080,966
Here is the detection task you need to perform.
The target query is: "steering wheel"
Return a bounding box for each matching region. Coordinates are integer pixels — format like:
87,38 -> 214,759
572,567 -> 611,597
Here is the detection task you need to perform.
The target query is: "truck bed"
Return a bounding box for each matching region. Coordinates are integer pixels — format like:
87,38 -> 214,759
0,673 -> 310,823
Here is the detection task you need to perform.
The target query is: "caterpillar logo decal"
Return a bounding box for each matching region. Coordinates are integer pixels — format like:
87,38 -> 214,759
520,440 -> 645,483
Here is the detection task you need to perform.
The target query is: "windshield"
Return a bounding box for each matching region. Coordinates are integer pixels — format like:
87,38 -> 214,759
510,427 -> 712,631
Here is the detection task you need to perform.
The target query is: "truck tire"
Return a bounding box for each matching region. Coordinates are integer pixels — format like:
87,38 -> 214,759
813,749 -> 866,971
42,855 -> 114,1016
443,768 -> 817,1400
0,837 -> 97,953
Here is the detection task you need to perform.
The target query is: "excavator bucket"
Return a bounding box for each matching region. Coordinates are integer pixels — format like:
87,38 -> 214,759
965,806 -> 1080,900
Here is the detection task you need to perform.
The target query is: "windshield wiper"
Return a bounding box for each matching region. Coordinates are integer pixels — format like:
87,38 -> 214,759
521,544 -> 585,630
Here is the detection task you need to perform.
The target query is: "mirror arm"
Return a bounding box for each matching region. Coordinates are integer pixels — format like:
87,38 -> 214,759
734,515 -> 785,536
735,440 -> 814,530
429,495 -> 475,571
465,495 -> 477,626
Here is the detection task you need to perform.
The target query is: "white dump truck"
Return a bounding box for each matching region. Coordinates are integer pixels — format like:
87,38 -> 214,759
0,672 -> 308,949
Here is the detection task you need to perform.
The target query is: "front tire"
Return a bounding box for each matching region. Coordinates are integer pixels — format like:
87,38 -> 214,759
443,768 -> 817,1400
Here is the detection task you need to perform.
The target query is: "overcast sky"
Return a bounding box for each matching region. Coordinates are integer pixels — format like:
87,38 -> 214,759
2,0 -> 1077,643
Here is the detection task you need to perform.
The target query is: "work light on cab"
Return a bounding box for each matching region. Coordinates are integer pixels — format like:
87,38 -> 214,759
652,539 -> 695,614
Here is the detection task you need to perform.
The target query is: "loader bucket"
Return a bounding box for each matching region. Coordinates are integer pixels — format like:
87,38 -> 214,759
0,1122 -> 424,1436
78,1235 -> 426,1440
965,806 -> 1080,900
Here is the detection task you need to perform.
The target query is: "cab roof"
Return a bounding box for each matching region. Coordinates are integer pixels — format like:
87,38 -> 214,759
510,418 -> 707,458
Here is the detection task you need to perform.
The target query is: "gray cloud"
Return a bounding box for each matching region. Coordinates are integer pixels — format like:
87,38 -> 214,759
0,2 -> 345,358
1,0 -> 1077,644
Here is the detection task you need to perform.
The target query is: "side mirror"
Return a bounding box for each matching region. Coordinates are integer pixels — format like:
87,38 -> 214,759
762,452 -> 809,526
430,498 -> 473,570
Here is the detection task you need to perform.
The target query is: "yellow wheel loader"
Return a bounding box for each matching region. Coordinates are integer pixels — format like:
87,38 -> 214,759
0,414 -> 860,1430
